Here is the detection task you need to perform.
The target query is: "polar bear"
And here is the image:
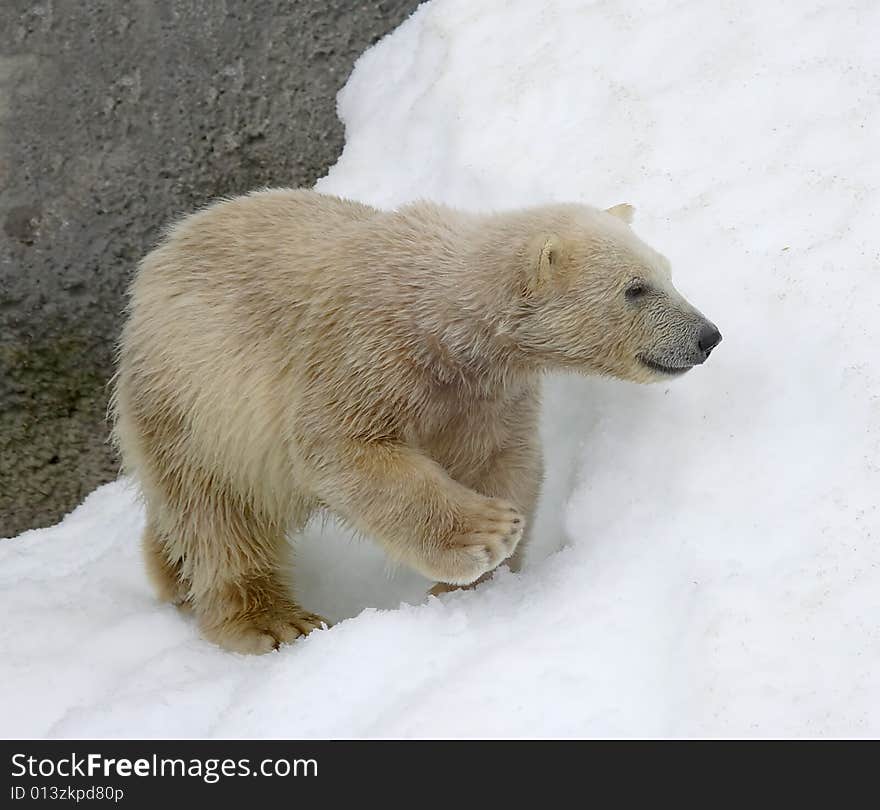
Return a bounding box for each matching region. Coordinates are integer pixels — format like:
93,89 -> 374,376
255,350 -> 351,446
112,189 -> 721,653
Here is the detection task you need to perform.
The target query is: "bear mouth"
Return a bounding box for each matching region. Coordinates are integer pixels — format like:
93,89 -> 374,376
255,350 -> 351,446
638,356 -> 693,376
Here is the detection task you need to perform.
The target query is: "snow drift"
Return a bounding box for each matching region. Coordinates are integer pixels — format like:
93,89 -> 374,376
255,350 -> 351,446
3,0 -> 880,738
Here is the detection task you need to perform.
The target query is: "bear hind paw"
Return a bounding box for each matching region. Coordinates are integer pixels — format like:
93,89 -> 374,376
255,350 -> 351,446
200,604 -> 329,655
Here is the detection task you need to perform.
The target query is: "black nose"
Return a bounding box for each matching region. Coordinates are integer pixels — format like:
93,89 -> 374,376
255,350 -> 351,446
697,323 -> 722,357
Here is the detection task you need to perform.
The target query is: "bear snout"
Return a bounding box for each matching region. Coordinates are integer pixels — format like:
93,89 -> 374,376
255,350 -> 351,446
696,322 -> 722,362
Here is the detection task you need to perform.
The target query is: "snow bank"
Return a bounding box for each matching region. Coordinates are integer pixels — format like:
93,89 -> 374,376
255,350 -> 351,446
3,0 -> 880,738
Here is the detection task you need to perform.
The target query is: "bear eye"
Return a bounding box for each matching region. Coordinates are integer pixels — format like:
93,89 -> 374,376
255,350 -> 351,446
625,280 -> 647,301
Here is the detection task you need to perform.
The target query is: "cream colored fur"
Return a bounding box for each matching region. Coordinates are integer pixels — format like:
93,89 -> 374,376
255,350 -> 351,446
112,189 -> 705,654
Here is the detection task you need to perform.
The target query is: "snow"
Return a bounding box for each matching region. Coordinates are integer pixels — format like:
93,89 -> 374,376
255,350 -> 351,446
3,0 -> 880,738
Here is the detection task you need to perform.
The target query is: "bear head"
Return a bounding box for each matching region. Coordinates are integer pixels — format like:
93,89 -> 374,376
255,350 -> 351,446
510,203 -> 721,383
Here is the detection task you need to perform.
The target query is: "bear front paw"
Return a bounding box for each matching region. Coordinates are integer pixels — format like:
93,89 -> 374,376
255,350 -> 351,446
432,497 -> 524,586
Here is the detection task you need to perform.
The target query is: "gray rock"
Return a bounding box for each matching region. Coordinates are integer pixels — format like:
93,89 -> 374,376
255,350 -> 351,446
0,0 -> 419,537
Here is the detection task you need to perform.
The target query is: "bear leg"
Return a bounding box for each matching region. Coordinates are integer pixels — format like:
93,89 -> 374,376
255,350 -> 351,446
191,514 -> 327,654
197,573 -> 327,655
428,435 -> 544,596
153,484 -> 326,654
475,438 -> 543,574
312,442 -> 525,586
142,518 -> 191,607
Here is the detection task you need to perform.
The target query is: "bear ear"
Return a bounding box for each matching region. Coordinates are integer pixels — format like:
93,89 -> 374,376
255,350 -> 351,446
606,203 -> 635,225
531,234 -> 566,290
